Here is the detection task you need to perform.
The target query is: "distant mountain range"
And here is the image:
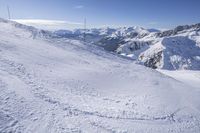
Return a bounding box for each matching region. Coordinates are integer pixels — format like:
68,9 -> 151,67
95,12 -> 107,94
53,23 -> 200,70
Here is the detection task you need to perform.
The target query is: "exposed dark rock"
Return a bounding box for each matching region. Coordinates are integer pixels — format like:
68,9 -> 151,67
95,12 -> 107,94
97,37 -> 126,51
144,51 -> 163,69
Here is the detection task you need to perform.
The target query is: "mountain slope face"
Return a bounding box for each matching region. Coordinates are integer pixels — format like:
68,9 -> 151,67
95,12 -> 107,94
54,23 -> 200,70
97,24 -> 200,70
138,24 -> 200,70
1,19 -> 200,133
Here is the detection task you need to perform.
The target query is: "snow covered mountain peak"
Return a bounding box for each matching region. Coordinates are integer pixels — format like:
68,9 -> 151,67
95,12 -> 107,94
53,25 -> 150,39
88,22 -> 200,70
156,23 -> 200,37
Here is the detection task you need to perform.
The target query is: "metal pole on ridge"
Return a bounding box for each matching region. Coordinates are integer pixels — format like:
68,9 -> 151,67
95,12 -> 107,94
7,5 -> 11,20
83,18 -> 86,43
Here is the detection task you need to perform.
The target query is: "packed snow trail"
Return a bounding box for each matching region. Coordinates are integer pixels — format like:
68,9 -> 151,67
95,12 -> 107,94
0,19 -> 200,133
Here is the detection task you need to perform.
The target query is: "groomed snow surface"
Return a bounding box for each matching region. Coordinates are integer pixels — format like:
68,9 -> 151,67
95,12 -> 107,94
0,19 -> 200,133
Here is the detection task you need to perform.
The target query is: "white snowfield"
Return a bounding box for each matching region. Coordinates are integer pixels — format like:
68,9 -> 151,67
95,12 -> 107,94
0,18 -> 200,133
158,70 -> 200,89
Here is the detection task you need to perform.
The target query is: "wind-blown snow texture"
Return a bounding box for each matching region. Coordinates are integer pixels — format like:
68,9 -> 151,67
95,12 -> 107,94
1,18 -> 200,133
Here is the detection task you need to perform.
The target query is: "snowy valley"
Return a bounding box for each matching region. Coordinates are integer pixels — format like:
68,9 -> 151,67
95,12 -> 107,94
0,18 -> 200,133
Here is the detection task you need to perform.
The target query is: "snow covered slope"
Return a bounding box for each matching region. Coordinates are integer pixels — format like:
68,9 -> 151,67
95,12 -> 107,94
158,70 -> 200,89
139,24 -> 200,70
1,19 -> 200,133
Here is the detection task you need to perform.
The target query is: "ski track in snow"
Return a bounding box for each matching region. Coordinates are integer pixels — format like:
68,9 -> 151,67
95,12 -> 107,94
0,61 -> 198,132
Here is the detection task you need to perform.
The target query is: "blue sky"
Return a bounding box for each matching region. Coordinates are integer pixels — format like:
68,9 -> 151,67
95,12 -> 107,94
0,0 -> 200,29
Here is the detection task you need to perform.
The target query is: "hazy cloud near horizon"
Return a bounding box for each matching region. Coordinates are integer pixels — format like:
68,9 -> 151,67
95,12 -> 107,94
14,19 -> 84,30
